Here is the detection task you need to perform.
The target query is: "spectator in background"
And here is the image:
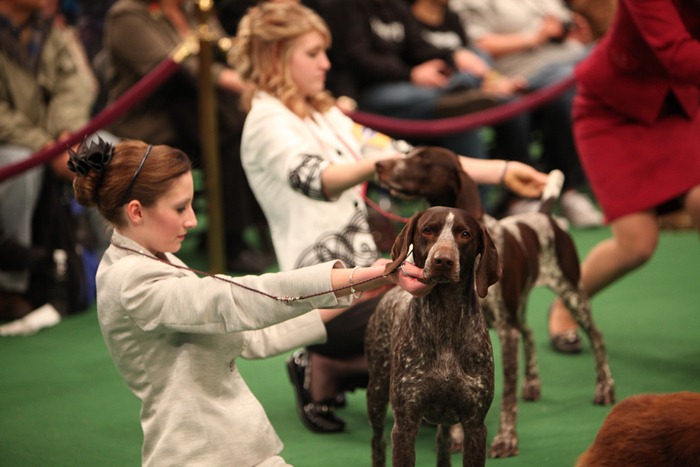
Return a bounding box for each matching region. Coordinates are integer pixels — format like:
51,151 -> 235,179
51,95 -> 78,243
0,0 -> 113,330
103,0 -> 273,273
547,0 -> 700,353
74,0 -> 116,63
230,1 -> 548,433
452,0 -> 604,228
408,0 -> 534,211
339,0 -> 524,160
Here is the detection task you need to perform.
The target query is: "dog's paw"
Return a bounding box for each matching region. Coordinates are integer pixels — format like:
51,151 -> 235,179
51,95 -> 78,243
521,378 -> 541,401
490,432 -> 519,458
594,378 -> 615,405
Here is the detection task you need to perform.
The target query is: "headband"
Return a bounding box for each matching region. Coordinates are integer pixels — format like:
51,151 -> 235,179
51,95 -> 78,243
120,144 -> 153,205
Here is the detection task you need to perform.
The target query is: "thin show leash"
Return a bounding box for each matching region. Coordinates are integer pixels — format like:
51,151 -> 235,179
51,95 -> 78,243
360,183 -> 413,224
123,116 -> 417,300
111,243 -> 420,302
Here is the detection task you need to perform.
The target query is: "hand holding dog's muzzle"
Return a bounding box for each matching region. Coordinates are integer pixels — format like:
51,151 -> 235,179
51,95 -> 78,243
389,262 -> 434,298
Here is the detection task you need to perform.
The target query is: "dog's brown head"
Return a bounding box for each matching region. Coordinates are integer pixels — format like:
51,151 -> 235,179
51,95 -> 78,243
384,206 -> 500,297
375,146 -> 484,219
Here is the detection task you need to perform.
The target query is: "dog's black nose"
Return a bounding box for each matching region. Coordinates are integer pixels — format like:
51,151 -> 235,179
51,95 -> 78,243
433,253 -> 455,270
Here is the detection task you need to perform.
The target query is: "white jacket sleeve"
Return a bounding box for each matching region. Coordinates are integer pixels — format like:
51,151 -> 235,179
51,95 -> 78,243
240,310 -> 327,359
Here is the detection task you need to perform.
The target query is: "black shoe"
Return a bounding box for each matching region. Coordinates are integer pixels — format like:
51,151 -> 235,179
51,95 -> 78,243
333,393 -> 347,408
548,305 -> 582,354
301,401 -> 346,433
286,350 -> 346,433
550,329 -> 582,354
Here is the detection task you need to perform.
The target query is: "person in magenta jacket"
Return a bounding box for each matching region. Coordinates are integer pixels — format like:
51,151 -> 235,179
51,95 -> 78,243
548,0 -> 700,351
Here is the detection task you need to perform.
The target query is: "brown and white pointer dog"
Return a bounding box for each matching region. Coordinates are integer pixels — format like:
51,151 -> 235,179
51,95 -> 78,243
365,206 -> 501,467
374,147 -> 615,458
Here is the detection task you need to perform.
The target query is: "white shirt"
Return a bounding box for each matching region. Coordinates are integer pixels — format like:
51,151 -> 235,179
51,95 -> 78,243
452,0 -> 586,81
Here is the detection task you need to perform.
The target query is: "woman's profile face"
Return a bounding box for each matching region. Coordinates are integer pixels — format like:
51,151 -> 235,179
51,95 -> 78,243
289,30 -> 330,98
139,172 -> 197,255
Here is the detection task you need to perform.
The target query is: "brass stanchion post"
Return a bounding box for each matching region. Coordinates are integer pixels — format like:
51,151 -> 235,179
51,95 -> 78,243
196,0 -> 226,273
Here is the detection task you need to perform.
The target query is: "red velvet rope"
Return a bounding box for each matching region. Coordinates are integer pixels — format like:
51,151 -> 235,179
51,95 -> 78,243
348,76 -> 576,138
1,65 -> 575,182
0,57 -> 180,182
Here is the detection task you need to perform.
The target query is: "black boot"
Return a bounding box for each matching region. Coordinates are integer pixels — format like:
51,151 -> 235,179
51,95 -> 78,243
285,350 -> 345,433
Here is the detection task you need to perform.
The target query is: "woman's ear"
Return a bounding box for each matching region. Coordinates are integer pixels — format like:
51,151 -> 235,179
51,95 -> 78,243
125,200 -> 144,226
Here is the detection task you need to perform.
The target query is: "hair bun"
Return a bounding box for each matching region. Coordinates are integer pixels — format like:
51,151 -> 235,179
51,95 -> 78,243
68,137 -> 114,176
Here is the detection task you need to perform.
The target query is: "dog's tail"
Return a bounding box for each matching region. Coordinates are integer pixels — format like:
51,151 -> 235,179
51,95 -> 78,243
538,169 -> 565,216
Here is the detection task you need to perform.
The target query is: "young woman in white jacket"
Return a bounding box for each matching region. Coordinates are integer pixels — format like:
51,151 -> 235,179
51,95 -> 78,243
70,138 -> 432,466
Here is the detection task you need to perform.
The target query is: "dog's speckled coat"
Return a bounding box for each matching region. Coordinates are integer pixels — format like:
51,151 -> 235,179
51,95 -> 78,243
365,207 -> 501,467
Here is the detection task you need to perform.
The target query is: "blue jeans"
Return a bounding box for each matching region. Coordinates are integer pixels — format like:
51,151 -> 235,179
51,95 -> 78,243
0,145 -> 44,292
526,46 -> 590,90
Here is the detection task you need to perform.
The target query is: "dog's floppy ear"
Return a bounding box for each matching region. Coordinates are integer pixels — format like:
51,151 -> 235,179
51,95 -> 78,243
475,224 -> 501,298
455,165 -> 484,220
383,211 -> 422,276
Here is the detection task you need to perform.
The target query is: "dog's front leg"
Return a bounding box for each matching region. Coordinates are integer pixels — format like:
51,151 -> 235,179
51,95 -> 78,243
461,422 -> 488,467
519,311 -> 541,401
490,324 -> 520,458
391,407 -> 422,467
367,380 -> 390,467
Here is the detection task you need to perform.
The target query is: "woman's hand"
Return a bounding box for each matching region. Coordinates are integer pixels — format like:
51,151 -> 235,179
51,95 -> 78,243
387,261 -> 435,298
453,49 -> 489,77
502,161 -> 548,198
357,258 -> 396,301
332,260 -> 434,300
411,59 -> 451,87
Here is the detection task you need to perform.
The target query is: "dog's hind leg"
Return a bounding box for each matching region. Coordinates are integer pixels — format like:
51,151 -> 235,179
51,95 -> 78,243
559,286 -> 615,405
546,219 -> 615,405
519,305 -> 541,401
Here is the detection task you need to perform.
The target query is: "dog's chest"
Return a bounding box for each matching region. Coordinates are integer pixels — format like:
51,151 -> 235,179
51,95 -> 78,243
393,340 -> 494,424
391,304 -> 494,420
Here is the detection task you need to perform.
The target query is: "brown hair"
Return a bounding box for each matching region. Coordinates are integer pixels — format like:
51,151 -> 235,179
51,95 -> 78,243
72,139 -> 192,227
229,1 -> 335,117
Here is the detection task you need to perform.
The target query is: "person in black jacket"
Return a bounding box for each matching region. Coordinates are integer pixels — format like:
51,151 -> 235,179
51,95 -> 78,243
338,0 -> 522,159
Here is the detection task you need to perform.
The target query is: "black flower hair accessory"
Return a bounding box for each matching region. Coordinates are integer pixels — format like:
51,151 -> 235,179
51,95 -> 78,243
67,137 -> 114,176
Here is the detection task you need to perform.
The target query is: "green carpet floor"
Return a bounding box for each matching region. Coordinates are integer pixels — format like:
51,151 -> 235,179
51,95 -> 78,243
1,226 -> 699,466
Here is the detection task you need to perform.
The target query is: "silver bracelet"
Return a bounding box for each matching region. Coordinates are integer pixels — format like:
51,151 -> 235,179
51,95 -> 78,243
349,266 -> 364,299
499,160 -> 509,187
